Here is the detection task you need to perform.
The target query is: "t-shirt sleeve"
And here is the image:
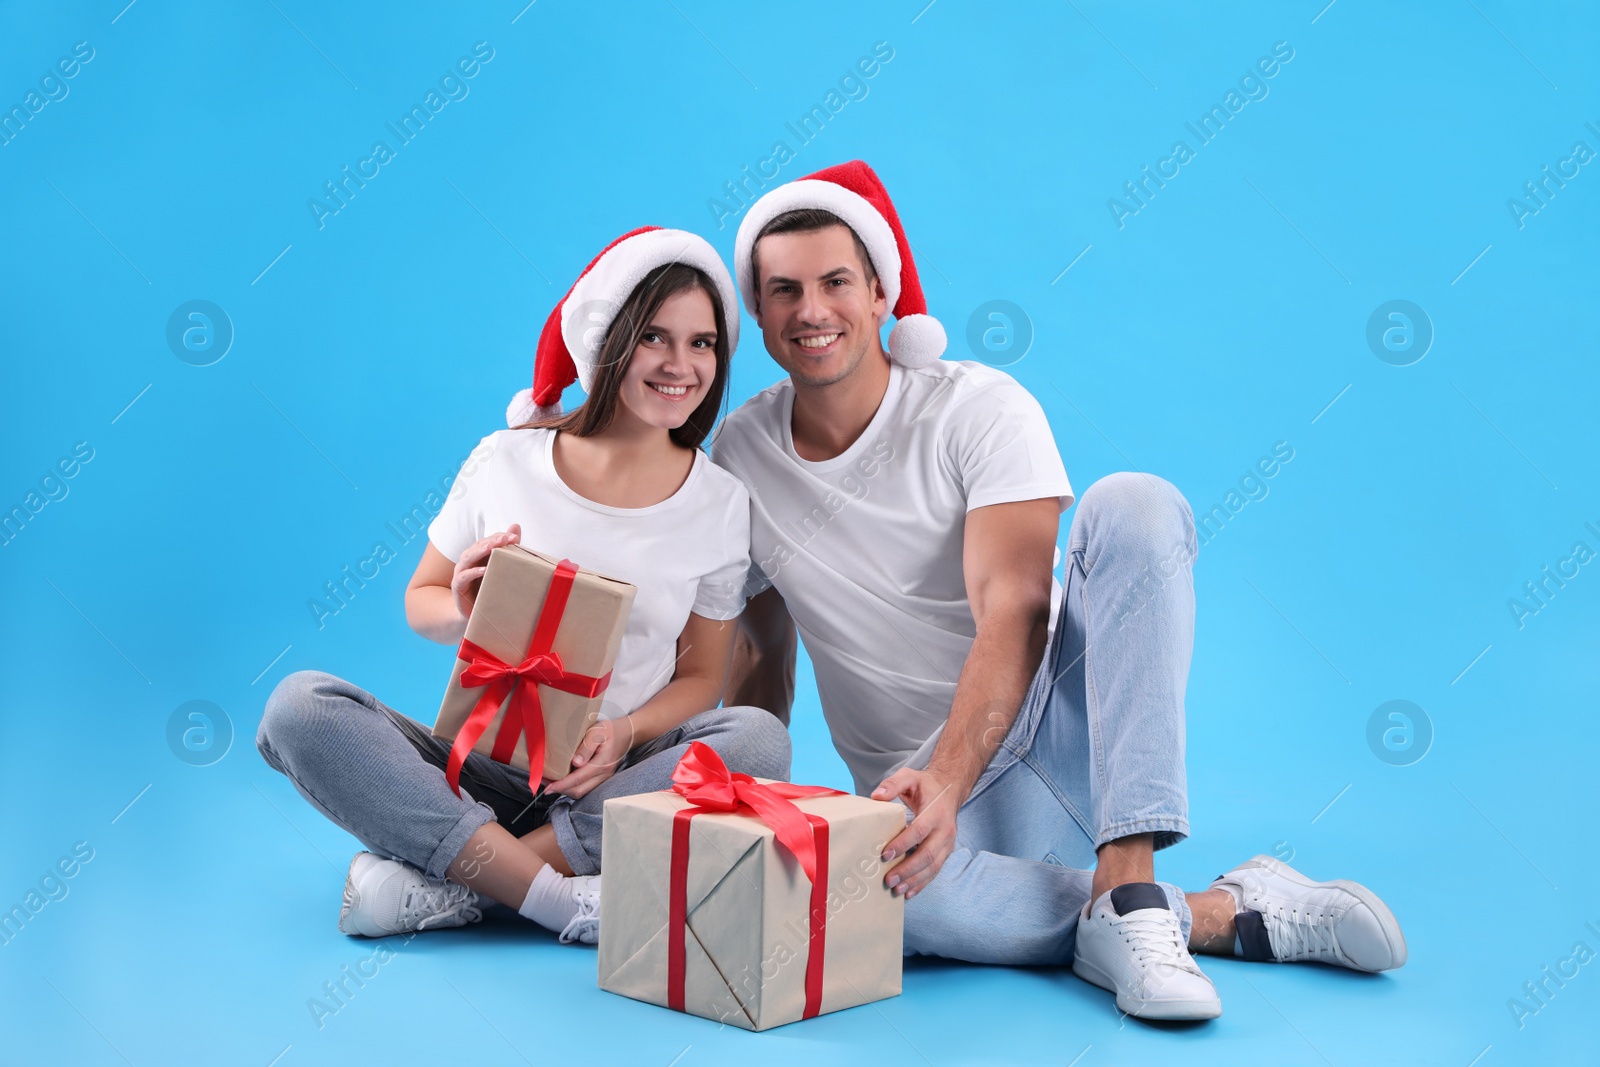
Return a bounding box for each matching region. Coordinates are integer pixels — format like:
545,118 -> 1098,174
741,559 -> 774,599
426,433 -> 500,563
949,377 -> 1075,513
692,479 -> 753,621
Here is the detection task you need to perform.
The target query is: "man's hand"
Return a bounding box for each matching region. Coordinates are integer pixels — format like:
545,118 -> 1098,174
871,767 -> 962,900
545,716 -> 635,799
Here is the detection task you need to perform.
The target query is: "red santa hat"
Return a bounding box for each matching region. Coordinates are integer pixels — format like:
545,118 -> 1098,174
505,226 -> 740,427
732,160 -> 945,368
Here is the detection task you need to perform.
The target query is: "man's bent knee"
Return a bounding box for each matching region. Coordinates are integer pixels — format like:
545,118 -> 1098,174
1079,471 -> 1187,521
1076,472 -> 1194,559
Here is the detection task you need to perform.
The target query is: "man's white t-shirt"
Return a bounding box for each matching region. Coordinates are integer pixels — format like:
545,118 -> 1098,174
713,360 -> 1074,795
429,428 -> 751,720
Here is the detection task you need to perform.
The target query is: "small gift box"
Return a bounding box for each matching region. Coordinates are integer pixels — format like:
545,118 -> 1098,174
433,545 -> 634,792
598,743 -> 905,1030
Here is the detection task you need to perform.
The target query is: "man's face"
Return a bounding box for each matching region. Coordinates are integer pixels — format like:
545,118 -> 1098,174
752,225 -> 887,389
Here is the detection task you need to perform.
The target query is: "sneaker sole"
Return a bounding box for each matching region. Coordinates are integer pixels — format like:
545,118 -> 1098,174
1238,855 -> 1407,970
1072,955 -> 1222,1021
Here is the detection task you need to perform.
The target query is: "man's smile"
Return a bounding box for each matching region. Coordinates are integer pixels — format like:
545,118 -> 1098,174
792,331 -> 843,352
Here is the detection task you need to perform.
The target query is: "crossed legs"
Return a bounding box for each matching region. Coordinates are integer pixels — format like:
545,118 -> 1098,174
257,671 -> 790,917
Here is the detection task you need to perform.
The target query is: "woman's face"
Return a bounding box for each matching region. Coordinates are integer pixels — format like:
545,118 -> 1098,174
616,286 -> 720,432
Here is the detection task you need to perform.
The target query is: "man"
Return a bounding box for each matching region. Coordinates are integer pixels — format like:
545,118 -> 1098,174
711,161 -> 1405,1021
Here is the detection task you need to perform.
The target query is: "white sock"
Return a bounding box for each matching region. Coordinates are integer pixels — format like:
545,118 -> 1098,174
517,865 -> 579,933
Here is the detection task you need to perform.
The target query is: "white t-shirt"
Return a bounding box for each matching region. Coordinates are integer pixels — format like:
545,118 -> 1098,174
713,360 -> 1074,795
429,428 -> 751,720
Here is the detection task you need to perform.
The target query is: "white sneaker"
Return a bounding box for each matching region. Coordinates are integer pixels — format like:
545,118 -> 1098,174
338,852 -> 483,937
557,874 -> 601,945
1072,882 -> 1222,1021
1211,855 -> 1407,972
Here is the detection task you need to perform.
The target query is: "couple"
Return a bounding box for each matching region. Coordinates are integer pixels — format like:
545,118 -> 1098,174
258,161 -> 1406,1021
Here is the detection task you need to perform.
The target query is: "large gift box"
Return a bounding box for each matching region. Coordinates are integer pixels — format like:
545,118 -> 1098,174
599,743 -> 905,1030
433,545 -> 635,793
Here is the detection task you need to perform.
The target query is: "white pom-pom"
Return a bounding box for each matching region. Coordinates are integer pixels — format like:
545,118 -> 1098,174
887,314 -> 946,368
505,388 -> 560,427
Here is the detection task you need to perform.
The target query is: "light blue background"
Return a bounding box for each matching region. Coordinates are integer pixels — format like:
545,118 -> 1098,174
3,2 -> 1597,1064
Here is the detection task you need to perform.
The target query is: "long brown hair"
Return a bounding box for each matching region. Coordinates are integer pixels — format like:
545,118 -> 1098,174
518,262 -> 730,450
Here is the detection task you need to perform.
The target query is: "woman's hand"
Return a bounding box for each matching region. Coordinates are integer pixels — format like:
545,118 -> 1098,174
450,523 -> 521,621
545,716 -> 635,799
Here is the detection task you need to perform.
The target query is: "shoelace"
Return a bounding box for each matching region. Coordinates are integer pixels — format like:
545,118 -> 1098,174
1112,912 -> 1202,975
405,879 -> 482,932
1261,903 -> 1341,964
558,879 -> 601,945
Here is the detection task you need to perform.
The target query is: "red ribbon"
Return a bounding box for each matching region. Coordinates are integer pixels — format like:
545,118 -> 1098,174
665,742 -> 843,1021
444,559 -> 612,797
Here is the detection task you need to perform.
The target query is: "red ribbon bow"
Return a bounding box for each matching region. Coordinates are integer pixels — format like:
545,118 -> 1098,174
666,742 -> 843,1020
445,559 -> 611,797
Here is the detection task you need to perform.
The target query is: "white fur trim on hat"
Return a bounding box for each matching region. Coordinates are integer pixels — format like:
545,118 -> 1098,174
560,228 -> 739,392
733,179 -> 902,319
505,387 -> 561,427
887,313 -> 946,369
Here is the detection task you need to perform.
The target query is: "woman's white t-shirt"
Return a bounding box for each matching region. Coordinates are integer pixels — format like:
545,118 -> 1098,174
428,428 -> 751,719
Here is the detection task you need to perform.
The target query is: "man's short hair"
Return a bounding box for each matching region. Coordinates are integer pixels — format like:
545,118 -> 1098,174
750,209 -> 877,299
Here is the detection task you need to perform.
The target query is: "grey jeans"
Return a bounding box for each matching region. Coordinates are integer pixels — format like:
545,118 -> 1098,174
256,671 -> 792,880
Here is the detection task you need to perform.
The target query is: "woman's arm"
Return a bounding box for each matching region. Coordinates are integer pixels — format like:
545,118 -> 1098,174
545,610 -> 737,798
403,524 -> 522,644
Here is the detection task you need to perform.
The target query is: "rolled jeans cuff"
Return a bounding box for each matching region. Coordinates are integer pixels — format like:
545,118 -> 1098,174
1159,880 -> 1193,943
546,798 -> 597,876
423,796 -> 497,882
1095,816 -> 1190,853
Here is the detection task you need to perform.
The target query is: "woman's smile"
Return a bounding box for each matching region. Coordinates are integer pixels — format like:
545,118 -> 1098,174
646,380 -> 695,399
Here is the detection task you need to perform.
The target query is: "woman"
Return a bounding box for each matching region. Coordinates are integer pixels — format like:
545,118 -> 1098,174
257,227 -> 788,945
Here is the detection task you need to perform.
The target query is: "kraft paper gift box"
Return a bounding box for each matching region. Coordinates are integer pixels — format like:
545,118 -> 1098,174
598,744 -> 905,1030
433,545 -> 634,789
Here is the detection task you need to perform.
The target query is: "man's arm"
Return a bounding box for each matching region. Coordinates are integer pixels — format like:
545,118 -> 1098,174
726,586 -> 797,726
872,497 -> 1059,898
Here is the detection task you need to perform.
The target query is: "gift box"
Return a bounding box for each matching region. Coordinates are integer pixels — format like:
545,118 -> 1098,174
598,743 -> 905,1031
433,545 -> 635,792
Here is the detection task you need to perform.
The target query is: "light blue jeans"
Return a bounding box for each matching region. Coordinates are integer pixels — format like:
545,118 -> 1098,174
904,472 -> 1198,965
